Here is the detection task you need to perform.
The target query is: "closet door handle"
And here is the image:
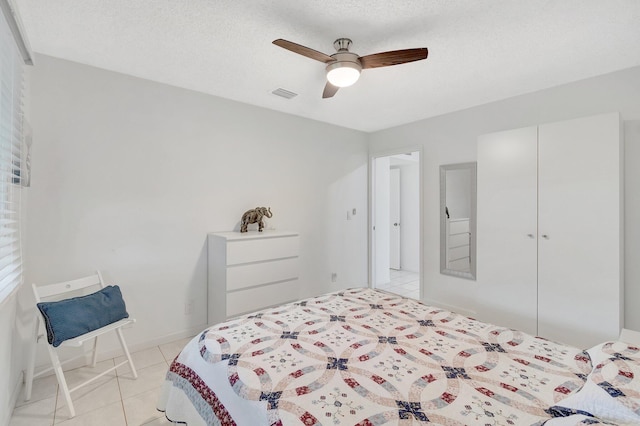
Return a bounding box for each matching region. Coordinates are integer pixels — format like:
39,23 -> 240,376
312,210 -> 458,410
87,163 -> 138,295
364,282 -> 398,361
542,234 -> 550,239
527,234 -> 535,239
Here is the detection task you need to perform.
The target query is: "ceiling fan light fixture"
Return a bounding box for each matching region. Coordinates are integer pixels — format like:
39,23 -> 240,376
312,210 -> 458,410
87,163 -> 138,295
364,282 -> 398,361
326,61 -> 361,87
273,37 -> 428,98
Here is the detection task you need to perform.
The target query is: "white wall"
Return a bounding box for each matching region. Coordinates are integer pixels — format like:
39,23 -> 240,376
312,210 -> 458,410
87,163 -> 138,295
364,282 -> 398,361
369,65 -> 640,329
625,120 -> 640,331
15,55 -> 368,378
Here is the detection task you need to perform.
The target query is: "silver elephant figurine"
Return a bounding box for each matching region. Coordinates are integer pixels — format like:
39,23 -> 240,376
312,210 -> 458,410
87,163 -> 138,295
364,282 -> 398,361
240,207 -> 273,233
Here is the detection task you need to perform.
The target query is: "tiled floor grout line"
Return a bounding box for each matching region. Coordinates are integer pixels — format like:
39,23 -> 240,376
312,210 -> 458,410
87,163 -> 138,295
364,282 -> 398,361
52,385 -> 59,425
116,364 -> 128,426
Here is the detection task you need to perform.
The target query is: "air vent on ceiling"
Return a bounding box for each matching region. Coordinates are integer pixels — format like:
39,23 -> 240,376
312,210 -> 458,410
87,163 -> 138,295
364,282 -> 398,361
271,88 -> 298,99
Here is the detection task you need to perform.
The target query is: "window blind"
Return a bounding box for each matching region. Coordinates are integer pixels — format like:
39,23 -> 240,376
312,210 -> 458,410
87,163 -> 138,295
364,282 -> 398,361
0,7 -> 24,302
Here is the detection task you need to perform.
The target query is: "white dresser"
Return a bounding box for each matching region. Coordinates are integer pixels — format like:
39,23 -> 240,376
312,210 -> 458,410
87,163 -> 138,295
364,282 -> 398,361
207,230 -> 300,325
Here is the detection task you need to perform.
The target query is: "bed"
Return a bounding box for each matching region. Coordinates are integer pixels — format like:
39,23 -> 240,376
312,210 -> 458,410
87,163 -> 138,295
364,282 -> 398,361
157,288 -> 640,425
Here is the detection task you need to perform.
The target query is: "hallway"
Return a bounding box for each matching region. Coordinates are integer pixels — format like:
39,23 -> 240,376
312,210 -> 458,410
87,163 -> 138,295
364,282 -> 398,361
376,269 -> 419,300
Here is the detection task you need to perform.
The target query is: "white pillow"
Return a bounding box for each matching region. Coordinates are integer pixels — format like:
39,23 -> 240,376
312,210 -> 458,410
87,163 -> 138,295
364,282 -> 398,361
554,341 -> 640,425
619,329 -> 640,347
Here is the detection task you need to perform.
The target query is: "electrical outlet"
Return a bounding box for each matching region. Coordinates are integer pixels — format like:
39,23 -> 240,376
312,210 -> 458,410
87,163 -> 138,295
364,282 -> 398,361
331,273 -> 337,283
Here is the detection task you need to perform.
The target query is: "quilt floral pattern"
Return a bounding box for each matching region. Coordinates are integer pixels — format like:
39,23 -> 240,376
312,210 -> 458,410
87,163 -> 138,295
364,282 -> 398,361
165,289 -> 591,425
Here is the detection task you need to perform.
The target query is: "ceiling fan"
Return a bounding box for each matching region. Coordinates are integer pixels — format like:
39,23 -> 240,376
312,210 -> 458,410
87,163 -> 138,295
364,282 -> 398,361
272,38 -> 428,98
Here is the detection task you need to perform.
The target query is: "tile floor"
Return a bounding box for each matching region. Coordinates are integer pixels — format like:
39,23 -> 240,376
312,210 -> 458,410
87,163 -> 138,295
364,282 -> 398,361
10,336 -> 195,426
375,269 -> 420,299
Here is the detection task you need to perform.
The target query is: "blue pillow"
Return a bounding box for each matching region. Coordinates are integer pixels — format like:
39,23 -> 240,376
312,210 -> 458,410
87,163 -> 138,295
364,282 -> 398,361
37,285 -> 129,347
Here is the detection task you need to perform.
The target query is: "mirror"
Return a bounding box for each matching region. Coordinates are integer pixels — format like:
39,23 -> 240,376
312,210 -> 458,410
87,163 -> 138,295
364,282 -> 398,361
440,162 -> 477,280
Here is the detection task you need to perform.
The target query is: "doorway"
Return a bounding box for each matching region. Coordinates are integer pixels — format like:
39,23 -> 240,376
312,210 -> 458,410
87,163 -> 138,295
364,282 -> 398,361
371,150 -> 421,299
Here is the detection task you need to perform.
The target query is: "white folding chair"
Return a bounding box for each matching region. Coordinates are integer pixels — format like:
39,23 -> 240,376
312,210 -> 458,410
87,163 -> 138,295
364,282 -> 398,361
25,271 -> 137,418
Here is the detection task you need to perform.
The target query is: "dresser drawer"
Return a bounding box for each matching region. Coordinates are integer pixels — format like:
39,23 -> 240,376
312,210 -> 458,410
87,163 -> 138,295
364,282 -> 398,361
448,257 -> 470,271
227,258 -> 299,291
448,233 -> 469,247
227,280 -> 299,317
449,245 -> 470,261
449,219 -> 469,234
227,235 -> 299,265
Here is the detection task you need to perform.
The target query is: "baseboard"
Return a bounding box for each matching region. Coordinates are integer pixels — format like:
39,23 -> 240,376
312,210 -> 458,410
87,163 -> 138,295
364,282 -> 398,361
124,324 -> 207,355
423,298 -> 476,317
27,323 -> 208,379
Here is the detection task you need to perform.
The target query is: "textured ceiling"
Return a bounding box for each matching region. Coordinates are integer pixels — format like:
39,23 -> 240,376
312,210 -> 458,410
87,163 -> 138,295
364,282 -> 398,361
13,0 -> 640,132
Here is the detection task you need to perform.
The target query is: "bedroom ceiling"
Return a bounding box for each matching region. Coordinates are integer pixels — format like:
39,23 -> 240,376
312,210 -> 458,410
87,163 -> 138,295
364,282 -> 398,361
13,0 -> 640,132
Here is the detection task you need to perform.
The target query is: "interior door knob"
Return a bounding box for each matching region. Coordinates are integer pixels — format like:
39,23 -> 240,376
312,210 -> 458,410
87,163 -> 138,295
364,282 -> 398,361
393,223 -> 399,226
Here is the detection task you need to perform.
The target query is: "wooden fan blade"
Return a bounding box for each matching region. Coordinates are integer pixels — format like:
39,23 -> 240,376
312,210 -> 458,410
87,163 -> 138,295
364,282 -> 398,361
359,48 -> 428,69
273,39 -> 335,63
322,82 -> 339,99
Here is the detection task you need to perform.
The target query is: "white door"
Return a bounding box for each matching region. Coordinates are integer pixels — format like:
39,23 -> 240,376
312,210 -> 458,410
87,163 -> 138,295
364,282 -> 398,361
537,113 -> 621,347
477,126 -> 539,335
389,168 -> 401,270
374,157 -> 391,285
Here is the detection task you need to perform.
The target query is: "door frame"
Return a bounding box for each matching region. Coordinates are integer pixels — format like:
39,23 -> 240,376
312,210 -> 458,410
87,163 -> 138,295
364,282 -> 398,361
389,167 -> 401,270
369,145 -> 424,299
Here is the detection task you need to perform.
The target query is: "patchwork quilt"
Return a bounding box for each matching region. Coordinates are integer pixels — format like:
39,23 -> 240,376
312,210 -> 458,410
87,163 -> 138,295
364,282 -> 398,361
157,288 -> 593,425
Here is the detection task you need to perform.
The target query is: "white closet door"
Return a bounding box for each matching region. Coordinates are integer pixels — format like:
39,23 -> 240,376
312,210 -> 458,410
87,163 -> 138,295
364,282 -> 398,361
538,113 -> 622,348
477,126 -> 538,335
